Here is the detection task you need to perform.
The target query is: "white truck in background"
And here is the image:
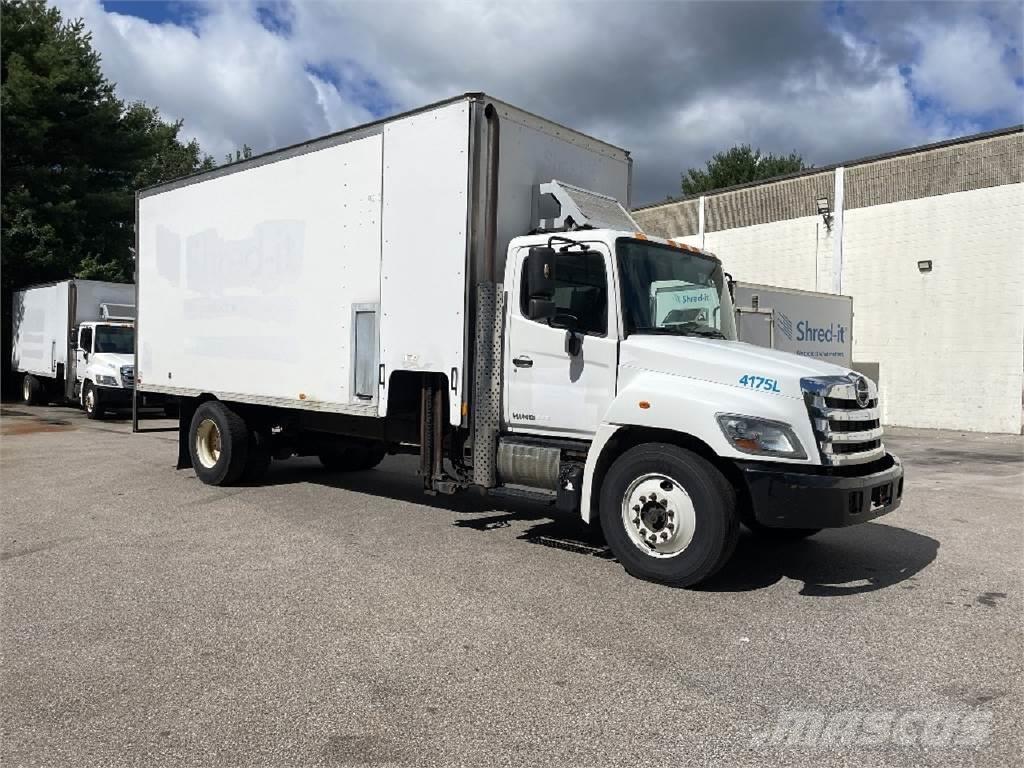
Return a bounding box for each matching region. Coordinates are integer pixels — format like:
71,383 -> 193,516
135,93 -> 903,587
11,279 -> 137,418
733,282 -> 853,367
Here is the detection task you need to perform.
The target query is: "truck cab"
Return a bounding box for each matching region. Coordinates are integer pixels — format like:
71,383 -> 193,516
73,321 -> 135,418
500,228 -> 903,584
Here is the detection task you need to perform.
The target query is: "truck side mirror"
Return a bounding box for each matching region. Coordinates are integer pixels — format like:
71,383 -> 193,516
528,246 -> 556,294
527,246 -> 557,321
549,313 -> 583,356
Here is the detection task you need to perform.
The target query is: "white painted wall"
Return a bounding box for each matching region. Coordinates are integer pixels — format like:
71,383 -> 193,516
677,183 -> 1024,433
678,214 -> 836,293
843,184 -> 1024,433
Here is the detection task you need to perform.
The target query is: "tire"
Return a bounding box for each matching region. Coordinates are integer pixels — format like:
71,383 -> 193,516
22,374 -> 41,405
188,400 -> 249,486
83,383 -> 104,420
599,443 -> 739,587
318,441 -> 387,472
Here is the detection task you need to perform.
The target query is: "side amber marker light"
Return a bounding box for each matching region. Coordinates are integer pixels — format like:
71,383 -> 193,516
639,401 -> 651,409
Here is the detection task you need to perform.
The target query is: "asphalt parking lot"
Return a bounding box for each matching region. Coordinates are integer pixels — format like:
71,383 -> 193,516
1,404 -> 1021,767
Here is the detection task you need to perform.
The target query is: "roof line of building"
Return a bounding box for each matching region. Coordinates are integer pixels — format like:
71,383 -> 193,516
633,123 -> 1024,212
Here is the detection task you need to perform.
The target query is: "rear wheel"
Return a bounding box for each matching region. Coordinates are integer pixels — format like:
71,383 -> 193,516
22,375 -> 41,405
188,400 -> 249,486
318,441 -> 387,472
599,443 -> 739,587
83,383 -> 104,420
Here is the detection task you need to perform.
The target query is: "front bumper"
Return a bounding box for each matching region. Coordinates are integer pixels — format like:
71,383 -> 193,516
95,385 -> 132,405
738,453 -> 904,529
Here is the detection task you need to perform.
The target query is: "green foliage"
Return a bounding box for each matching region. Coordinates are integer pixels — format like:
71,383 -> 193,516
1,0 -> 214,294
681,144 -> 808,196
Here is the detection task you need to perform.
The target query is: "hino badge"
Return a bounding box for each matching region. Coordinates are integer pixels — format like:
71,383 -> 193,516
134,94 -> 904,586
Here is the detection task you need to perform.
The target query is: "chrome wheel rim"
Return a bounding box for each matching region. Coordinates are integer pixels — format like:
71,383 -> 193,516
621,473 -> 696,558
195,419 -> 222,468
84,388 -> 95,413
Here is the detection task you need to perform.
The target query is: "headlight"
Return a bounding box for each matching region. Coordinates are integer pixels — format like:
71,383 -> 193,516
94,374 -> 118,387
716,414 -> 807,459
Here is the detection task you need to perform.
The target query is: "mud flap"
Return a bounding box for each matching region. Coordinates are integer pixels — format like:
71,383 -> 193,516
176,398 -> 196,469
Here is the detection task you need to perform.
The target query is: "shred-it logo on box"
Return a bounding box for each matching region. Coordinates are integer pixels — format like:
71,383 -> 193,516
776,311 -> 848,345
750,709 -> 993,749
776,311 -> 794,341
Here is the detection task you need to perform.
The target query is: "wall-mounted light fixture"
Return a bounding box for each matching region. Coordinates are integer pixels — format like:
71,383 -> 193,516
816,197 -> 833,230
917,260 -> 933,273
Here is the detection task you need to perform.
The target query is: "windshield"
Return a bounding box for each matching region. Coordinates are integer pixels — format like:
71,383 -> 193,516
94,325 -> 134,354
616,238 -> 736,340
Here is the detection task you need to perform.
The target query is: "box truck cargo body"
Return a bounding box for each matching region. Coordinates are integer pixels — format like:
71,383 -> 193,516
136,96 -> 629,424
12,279 -> 138,417
137,93 -> 903,587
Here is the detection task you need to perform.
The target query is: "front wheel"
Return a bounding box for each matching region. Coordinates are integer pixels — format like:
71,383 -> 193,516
83,383 -> 104,420
599,443 -> 739,587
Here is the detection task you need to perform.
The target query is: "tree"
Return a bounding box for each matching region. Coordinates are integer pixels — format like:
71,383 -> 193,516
1,0 -> 213,389
681,145 -> 808,196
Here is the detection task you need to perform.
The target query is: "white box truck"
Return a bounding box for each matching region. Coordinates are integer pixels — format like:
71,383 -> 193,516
135,94 -> 903,586
732,282 -> 854,367
11,279 -> 137,418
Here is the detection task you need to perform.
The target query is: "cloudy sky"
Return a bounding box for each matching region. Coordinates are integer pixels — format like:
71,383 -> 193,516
55,0 -> 1024,205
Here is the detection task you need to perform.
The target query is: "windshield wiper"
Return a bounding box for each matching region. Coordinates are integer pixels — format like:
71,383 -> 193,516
631,324 -> 727,340
684,327 -> 727,339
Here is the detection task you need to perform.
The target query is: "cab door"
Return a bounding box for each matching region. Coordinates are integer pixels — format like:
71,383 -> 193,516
74,326 -> 92,393
504,243 -> 618,438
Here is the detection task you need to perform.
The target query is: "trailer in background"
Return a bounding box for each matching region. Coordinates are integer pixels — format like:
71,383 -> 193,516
732,282 -> 853,368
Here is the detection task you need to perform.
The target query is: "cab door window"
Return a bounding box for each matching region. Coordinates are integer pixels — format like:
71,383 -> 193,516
520,249 -> 607,335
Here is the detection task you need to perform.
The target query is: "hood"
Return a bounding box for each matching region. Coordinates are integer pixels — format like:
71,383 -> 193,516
620,335 -> 853,400
90,352 -> 134,370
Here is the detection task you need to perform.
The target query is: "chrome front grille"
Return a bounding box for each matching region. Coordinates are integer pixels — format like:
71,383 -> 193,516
120,365 -> 135,387
801,375 -> 885,466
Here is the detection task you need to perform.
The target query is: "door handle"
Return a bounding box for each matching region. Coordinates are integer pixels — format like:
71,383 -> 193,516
512,356 -> 533,368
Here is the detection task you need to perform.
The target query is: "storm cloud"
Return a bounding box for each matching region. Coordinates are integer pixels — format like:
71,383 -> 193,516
57,0 -> 1023,204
